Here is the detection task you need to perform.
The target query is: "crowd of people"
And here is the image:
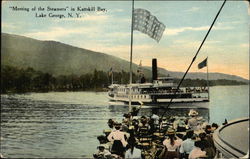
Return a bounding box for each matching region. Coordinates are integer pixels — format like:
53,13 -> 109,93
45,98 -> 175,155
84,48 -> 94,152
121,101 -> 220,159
93,108 -> 220,159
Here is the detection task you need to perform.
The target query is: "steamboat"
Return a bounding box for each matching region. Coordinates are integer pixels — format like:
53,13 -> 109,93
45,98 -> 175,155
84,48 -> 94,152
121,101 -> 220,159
108,59 -> 209,108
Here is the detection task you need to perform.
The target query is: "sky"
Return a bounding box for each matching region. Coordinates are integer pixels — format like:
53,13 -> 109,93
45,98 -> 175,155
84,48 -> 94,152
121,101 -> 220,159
2,0 -> 249,79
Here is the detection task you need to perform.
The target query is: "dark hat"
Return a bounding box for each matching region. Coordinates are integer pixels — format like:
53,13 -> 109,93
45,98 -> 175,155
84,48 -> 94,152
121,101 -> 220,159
114,122 -> 122,126
97,145 -> 105,149
114,122 -> 122,129
107,119 -> 114,123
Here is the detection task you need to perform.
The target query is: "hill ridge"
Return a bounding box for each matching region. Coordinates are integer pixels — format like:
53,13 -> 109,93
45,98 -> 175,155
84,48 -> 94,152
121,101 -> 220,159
1,33 -> 248,83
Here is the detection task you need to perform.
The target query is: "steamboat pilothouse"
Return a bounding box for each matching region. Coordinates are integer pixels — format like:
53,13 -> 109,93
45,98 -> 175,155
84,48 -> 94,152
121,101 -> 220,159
108,59 -> 209,108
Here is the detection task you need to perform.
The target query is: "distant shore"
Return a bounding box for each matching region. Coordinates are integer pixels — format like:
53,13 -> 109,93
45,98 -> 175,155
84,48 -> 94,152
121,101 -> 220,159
1,84 -> 249,95
1,65 -> 248,94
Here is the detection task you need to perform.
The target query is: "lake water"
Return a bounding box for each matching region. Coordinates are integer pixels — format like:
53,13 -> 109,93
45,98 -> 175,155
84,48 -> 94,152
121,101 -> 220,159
0,85 -> 249,158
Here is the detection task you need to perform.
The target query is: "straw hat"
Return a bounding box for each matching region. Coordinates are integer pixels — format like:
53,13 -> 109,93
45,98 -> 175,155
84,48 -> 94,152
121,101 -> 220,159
167,128 -> 175,135
103,129 -> 111,134
188,109 -> 198,116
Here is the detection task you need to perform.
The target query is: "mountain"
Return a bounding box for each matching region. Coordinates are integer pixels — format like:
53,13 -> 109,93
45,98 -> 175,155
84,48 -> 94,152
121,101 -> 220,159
1,33 -> 151,77
157,68 -> 248,83
1,33 -> 248,83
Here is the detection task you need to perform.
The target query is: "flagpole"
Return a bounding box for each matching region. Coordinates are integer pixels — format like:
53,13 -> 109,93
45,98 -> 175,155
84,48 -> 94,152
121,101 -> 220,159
206,57 -> 210,101
129,0 -> 135,112
112,72 -> 113,84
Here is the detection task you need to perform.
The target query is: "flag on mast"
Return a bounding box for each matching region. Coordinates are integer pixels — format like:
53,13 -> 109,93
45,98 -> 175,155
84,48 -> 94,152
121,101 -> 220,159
198,58 -> 207,69
133,8 -> 165,42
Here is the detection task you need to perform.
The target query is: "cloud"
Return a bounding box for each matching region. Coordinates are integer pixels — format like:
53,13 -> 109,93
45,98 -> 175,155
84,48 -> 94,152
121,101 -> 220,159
164,23 -> 234,36
164,26 -> 209,35
186,7 -> 200,12
240,43 -> 249,48
23,26 -> 99,40
105,32 -> 130,39
2,22 -> 17,29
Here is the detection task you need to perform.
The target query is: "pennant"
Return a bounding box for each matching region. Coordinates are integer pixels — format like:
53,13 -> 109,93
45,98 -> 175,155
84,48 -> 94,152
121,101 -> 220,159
198,58 -> 207,69
133,8 -> 165,42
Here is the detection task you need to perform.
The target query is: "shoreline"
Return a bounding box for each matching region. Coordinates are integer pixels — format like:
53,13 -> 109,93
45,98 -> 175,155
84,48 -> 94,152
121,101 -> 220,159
1,84 -> 248,95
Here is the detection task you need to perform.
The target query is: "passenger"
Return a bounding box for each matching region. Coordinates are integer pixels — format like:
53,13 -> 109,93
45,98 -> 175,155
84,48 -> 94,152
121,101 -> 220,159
103,129 -> 113,148
121,124 -> 130,141
205,125 -> 216,155
123,118 -> 130,127
162,128 -> 183,159
188,110 -> 199,131
107,122 -> 127,157
222,119 -> 228,125
107,119 -> 115,129
199,132 -> 215,158
97,135 -> 110,151
211,123 -> 219,132
160,117 -> 168,132
176,118 -> 187,132
130,105 -> 142,117
188,141 -> 206,159
125,144 -> 142,159
123,113 -> 132,126
127,127 -> 136,148
180,130 -> 195,159
151,109 -> 160,128
131,119 -> 139,133
148,117 -> 156,134
138,117 -> 150,137
93,145 -> 112,159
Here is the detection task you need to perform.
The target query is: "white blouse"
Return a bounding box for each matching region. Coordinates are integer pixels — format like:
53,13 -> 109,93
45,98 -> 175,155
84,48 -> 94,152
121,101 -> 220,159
163,138 -> 183,151
107,130 -> 128,147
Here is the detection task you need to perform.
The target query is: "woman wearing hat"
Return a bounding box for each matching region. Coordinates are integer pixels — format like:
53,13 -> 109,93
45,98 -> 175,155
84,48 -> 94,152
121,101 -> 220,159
188,110 -> 199,131
162,128 -> 183,159
107,122 -> 128,157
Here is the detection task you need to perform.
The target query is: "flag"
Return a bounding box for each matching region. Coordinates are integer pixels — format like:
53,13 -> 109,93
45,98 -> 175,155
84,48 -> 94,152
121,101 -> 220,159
198,58 -> 207,69
108,67 -> 113,76
133,8 -> 165,42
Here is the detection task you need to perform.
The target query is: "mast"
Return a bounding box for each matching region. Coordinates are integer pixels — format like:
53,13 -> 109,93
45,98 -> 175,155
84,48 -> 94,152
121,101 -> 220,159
111,71 -> 113,84
206,57 -> 210,101
129,0 -> 135,112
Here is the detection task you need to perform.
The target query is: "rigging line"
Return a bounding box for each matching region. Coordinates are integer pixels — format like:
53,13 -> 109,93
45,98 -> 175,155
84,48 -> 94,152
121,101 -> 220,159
159,0 -> 227,118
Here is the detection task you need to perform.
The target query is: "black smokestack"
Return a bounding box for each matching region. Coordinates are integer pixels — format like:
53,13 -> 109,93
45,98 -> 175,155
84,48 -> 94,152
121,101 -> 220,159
152,58 -> 157,81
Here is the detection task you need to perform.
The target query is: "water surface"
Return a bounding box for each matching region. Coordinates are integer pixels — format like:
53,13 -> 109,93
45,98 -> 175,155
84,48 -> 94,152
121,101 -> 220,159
0,85 -> 249,158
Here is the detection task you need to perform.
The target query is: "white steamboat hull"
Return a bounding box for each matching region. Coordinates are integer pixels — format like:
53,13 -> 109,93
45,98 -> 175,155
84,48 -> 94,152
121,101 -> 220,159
108,96 -> 209,109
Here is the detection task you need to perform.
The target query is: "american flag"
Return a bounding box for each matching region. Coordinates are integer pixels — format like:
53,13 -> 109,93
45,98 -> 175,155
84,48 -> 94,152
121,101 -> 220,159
133,8 -> 165,42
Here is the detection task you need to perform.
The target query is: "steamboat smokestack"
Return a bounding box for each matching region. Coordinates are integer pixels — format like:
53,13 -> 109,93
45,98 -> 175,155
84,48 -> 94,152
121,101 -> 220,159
152,58 -> 158,81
